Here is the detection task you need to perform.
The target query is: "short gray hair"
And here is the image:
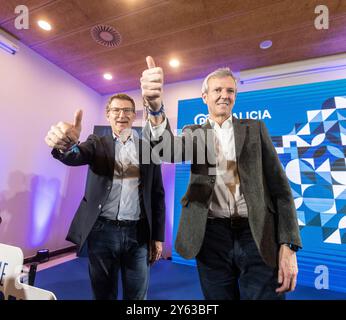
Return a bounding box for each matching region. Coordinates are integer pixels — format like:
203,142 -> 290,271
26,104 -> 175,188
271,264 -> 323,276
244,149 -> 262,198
201,67 -> 237,94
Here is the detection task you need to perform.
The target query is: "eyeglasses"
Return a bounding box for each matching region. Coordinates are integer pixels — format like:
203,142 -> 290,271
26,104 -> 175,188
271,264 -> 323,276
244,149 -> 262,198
108,108 -> 135,115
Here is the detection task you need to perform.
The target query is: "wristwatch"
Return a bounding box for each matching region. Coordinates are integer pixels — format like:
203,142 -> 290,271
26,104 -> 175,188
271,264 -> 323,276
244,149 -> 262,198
283,243 -> 299,252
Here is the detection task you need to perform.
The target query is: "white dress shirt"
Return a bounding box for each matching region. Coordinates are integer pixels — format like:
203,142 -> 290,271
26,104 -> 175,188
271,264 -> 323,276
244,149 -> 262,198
150,115 -> 248,218
100,131 -> 141,221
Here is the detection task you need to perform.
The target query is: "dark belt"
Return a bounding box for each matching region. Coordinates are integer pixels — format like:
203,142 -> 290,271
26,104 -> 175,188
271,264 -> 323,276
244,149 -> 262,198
98,216 -> 139,227
207,217 -> 249,229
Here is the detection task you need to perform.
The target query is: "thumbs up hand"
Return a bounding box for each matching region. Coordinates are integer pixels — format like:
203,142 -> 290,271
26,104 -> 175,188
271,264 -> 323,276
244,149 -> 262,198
45,109 -> 83,151
140,56 -> 163,111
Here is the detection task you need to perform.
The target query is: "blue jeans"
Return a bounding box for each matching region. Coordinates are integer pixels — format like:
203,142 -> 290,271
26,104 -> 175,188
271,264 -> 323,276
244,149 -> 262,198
196,219 -> 284,300
87,219 -> 149,300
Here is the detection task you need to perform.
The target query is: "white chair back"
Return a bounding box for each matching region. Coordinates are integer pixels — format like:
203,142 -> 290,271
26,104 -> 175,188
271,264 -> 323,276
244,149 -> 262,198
0,243 -> 57,300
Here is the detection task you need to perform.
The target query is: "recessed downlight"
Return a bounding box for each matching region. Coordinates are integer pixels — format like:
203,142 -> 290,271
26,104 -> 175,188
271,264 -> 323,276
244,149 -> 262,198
260,40 -> 272,50
103,73 -> 113,80
37,20 -> 52,31
169,59 -> 180,68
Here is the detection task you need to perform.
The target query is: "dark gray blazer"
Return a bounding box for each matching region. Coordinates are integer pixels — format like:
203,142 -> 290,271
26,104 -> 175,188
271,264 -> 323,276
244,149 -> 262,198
52,134 -> 166,252
145,117 -> 301,268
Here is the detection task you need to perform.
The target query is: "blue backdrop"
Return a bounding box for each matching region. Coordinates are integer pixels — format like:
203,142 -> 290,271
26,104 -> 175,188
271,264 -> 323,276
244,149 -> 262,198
172,78 -> 346,293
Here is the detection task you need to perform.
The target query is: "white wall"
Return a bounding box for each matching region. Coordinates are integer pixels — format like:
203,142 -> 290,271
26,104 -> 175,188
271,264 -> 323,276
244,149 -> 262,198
0,39 -> 102,258
238,53 -> 346,92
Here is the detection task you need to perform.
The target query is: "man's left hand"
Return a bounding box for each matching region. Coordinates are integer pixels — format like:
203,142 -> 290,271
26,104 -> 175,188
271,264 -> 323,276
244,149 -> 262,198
149,240 -> 163,265
276,244 -> 298,293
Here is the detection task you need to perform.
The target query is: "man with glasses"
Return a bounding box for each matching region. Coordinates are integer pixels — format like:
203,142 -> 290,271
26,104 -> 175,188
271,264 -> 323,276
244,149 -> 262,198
45,93 -> 165,300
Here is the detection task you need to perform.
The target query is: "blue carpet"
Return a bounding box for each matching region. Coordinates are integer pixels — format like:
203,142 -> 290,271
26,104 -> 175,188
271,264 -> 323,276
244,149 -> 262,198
35,258 -> 346,300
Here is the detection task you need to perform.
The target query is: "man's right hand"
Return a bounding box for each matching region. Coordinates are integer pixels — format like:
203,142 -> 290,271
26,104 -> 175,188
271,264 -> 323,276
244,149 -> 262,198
141,56 -> 163,111
45,109 -> 83,152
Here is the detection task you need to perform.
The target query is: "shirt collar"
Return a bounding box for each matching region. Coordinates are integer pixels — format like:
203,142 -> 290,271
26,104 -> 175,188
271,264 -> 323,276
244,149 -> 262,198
208,115 -> 233,130
112,130 -> 134,144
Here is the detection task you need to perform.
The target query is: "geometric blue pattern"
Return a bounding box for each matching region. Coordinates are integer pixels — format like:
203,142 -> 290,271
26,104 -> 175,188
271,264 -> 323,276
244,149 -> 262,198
273,97 -> 346,244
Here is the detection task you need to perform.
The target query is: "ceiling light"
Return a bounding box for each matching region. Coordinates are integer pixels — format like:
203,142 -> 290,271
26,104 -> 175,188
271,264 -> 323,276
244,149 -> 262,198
169,59 -> 180,68
103,73 -> 113,80
260,40 -> 272,50
38,20 -> 52,31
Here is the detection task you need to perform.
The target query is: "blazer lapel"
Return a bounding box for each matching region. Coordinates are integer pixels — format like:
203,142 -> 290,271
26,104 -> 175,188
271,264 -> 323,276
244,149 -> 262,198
233,117 -> 248,161
202,119 -> 217,169
134,136 -> 147,182
102,135 -> 115,177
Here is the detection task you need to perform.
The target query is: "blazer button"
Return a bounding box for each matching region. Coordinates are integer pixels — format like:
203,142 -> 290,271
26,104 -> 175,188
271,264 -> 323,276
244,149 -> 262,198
98,204 -> 102,210
107,186 -> 111,190
210,178 -> 215,183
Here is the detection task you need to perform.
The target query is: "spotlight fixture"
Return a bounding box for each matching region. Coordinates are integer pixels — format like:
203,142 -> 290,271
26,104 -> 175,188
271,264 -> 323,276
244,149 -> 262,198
169,59 -> 180,68
37,20 -> 52,31
35,249 -> 50,263
260,40 -> 272,50
103,73 -> 113,80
